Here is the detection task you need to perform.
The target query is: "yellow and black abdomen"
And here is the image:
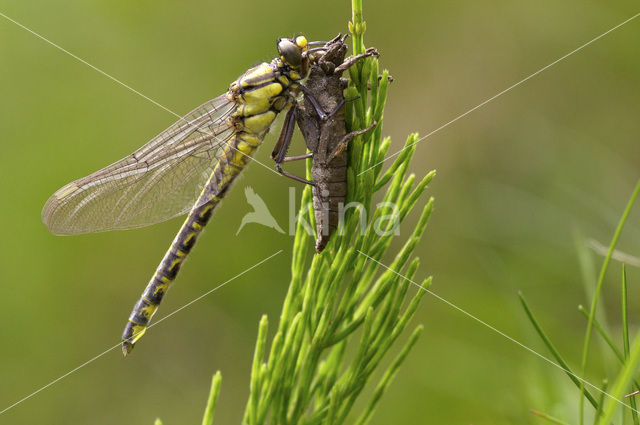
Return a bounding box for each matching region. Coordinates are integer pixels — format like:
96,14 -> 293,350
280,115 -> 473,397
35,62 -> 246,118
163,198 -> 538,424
121,62 -> 296,354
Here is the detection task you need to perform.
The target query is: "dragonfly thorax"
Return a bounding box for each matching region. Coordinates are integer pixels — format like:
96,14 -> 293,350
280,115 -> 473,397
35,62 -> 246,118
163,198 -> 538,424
228,36 -> 311,135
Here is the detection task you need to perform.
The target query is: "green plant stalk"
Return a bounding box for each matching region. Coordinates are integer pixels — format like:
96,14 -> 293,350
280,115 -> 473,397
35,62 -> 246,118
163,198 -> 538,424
580,179 -> 640,425
349,0 -> 365,55
237,1 -> 434,423
574,228 -> 614,368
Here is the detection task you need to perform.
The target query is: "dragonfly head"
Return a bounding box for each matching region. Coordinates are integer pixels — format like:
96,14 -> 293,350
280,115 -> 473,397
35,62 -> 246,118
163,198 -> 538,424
277,35 -> 309,76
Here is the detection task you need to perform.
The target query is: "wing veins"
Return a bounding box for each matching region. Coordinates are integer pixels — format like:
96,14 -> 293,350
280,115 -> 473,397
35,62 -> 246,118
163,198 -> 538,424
43,94 -> 241,233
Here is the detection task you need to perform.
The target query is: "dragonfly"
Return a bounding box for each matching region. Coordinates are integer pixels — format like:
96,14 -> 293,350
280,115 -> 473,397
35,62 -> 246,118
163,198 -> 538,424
42,35 -> 328,355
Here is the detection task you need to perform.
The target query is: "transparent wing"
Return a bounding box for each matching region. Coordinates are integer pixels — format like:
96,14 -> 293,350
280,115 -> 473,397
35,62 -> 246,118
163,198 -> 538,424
42,94 -> 237,235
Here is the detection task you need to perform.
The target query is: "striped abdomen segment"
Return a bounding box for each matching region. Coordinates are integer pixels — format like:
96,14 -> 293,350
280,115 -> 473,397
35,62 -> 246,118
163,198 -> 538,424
121,132 -> 260,355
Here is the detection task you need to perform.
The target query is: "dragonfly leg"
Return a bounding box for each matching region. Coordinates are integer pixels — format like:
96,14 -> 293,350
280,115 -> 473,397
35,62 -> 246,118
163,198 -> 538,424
328,120 -> 378,162
272,106 -> 315,186
326,96 -> 360,120
300,85 -> 330,120
283,153 -> 313,162
301,85 -> 360,122
334,47 -> 379,74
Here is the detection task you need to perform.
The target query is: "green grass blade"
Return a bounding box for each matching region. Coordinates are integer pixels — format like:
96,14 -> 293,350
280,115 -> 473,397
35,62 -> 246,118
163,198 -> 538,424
623,264 -> 631,358
578,305 -> 625,364
531,410 -> 571,425
596,331 -> 640,425
580,179 -> 640,424
622,264 -> 640,425
576,304 -> 640,397
519,292 -> 598,408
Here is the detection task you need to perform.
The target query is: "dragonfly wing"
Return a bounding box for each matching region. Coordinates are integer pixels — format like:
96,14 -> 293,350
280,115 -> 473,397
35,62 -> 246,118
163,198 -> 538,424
43,94 -> 237,234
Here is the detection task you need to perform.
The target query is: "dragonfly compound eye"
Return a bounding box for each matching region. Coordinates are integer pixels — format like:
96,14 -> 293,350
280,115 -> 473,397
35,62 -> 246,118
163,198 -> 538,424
277,38 -> 303,67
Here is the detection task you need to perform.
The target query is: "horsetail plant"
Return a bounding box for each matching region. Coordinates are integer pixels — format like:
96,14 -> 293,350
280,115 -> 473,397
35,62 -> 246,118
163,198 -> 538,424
155,1 -> 434,423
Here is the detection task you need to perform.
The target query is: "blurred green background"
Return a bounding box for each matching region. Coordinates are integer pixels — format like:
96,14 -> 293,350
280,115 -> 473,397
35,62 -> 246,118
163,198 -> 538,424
1,0 -> 639,423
